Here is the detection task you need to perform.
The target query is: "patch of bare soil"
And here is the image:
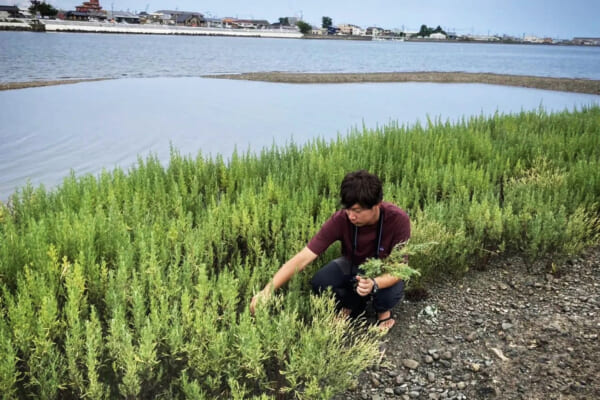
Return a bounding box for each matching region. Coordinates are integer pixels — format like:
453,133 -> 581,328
339,247 -> 600,400
205,72 -> 600,95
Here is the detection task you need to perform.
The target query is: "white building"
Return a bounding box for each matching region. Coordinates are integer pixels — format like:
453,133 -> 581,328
366,26 -> 384,36
524,35 -> 543,43
338,23 -> 364,36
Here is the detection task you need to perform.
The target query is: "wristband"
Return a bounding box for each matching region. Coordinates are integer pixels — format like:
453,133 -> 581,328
371,278 -> 379,294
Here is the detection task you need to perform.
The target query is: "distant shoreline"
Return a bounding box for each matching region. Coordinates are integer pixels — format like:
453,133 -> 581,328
1,73 -> 599,95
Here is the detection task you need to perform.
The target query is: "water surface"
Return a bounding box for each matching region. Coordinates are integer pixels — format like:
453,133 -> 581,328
2,32 -> 600,82
1,77 -> 598,201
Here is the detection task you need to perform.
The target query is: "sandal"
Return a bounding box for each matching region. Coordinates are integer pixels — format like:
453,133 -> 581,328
376,316 -> 395,331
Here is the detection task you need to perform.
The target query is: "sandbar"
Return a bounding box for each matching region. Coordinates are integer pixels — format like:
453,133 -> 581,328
204,72 -> 600,95
2,73 -> 599,95
0,78 -> 110,91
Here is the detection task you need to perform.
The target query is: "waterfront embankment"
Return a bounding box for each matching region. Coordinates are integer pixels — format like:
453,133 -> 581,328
206,72 -> 600,95
0,20 -> 44,31
41,19 -> 303,38
1,19 -> 303,37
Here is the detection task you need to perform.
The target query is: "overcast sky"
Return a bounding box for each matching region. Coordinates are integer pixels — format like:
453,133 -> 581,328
7,0 -> 600,39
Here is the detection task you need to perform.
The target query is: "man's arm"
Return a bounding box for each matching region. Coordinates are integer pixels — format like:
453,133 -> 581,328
250,246 -> 318,314
355,206 -> 410,296
355,274 -> 401,297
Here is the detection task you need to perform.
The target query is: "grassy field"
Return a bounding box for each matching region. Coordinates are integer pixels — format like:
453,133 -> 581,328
1,106 -> 599,398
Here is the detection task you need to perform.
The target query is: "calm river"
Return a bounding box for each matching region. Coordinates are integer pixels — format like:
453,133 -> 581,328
1,32 -> 599,201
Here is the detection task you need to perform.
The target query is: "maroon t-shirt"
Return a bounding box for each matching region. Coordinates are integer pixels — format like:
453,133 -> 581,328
307,202 -> 411,266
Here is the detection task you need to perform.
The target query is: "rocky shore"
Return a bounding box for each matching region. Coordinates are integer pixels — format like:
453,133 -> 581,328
2,72 -> 600,95
338,247 -> 600,400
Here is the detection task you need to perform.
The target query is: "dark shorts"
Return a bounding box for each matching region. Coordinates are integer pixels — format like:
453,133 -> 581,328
310,256 -> 404,318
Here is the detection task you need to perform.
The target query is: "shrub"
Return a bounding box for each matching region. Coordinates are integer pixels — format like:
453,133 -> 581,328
1,106 -> 599,397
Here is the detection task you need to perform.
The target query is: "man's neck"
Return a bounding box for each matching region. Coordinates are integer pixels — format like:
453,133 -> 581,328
367,205 -> 381,226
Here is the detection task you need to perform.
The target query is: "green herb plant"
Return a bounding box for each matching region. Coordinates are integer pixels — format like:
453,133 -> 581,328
359,240 -> 436,281
1,107 -> 599,398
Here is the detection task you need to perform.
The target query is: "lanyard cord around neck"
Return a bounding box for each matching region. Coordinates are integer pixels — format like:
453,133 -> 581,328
351,207 -> 384,274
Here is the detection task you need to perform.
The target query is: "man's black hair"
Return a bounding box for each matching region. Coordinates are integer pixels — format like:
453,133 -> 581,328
340,170 -> 383,209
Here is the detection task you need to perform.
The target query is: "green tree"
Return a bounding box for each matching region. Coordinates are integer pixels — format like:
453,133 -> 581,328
296,20 -> 312,35
433,25 -> 446,34
416,24 -> 446,37
417,24 -> 432,37
322,16 -> 332,29
278,17 -> 289,26
29,0 -> 58,17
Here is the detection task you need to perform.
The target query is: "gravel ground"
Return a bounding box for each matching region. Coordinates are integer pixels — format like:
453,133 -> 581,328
2,72 -> 600,95
337,247 -> 600,400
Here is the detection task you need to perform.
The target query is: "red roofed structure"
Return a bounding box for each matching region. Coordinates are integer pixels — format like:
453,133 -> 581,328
75,0 -> 103,13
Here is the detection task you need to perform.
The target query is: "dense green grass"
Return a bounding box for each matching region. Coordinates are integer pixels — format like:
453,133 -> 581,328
1,106 -> 599,398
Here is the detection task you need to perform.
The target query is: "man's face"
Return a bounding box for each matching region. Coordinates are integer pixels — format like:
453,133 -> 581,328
345,203 -> 380,227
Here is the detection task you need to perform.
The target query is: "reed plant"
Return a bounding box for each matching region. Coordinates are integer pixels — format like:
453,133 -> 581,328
1,106 -> 599,398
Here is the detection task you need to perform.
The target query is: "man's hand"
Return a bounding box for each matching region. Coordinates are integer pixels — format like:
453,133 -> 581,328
355,276 -> 374,297
249,288 -> 272,315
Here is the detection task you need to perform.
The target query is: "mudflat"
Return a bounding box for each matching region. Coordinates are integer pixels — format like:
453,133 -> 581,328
2,72 -> 599,95
205,71 -> 600,95
0,78 -> 109,91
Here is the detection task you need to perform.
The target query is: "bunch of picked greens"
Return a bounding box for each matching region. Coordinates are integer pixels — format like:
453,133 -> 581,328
359,241 -> 438,280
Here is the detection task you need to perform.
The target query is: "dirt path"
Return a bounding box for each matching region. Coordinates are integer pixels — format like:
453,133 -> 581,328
339,247 -> 600,399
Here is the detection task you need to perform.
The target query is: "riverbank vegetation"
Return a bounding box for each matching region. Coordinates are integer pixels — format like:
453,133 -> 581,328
1,106 -> 599,398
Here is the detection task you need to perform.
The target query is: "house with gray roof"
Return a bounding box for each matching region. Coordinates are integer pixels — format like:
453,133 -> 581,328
0,5 -> 20,18
572,37 -> 600,46
106,11 -> 140,24
230,19 -> 270,29
155,10 -> 204,26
